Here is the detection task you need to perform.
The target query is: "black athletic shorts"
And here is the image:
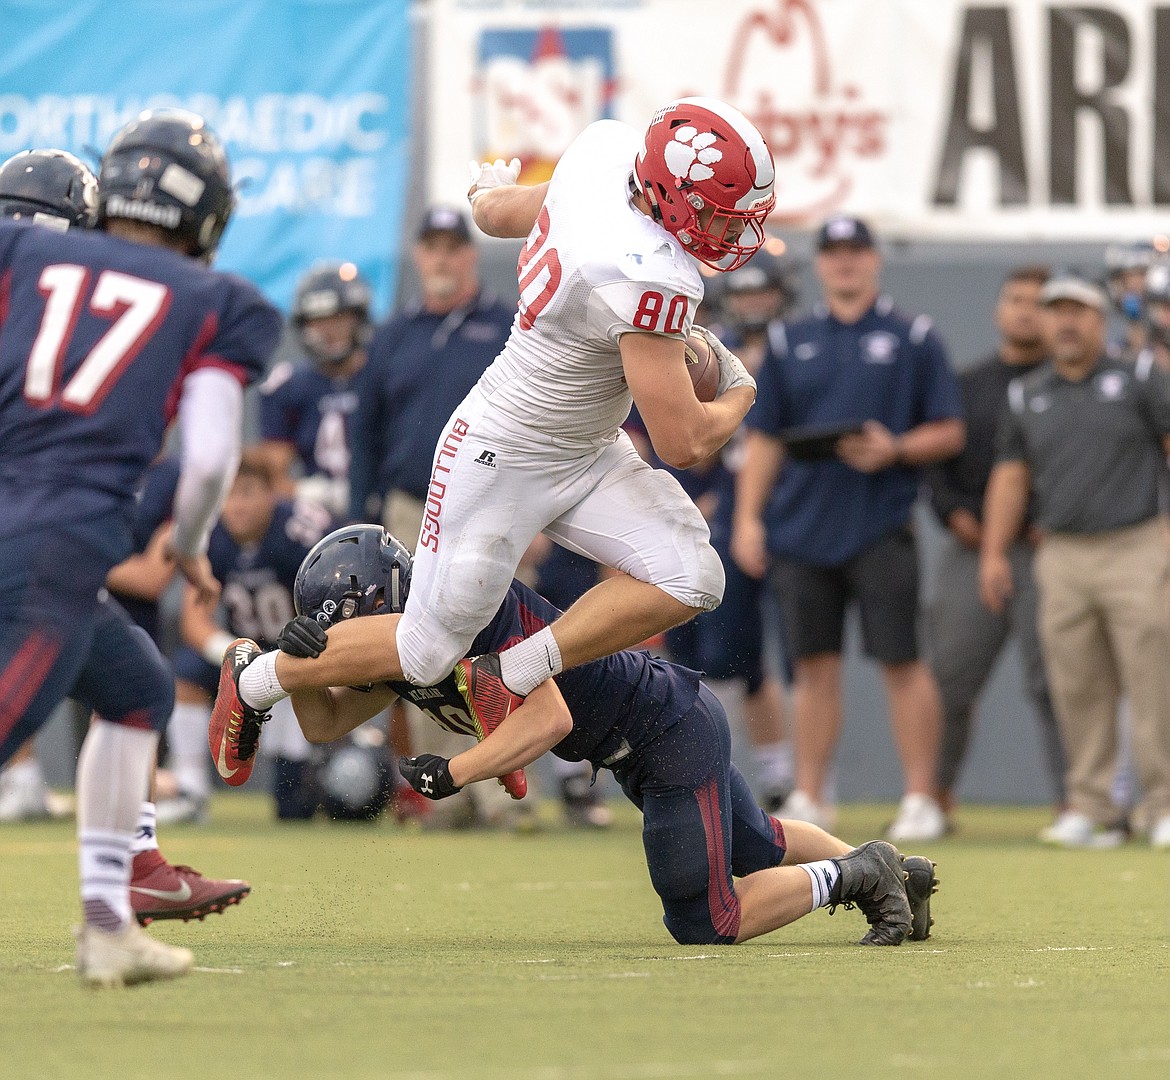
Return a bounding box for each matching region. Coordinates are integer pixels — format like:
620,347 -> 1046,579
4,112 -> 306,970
768,525 -> 920,665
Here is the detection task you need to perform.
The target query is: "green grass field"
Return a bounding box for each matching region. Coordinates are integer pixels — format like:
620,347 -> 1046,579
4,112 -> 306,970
1,797 -> 1167,1080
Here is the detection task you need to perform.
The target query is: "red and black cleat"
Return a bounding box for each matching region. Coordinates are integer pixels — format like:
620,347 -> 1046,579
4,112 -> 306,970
130,850 -> 251,926
453,653 -> 527,799
208,638 -> 270,787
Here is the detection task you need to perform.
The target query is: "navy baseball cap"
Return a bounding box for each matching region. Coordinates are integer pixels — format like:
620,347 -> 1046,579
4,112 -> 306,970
816,215 -> 876,250
416,205 -> 472,243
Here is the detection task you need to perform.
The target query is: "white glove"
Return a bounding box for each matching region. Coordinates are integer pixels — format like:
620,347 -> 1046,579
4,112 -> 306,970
693,325 -> 757,397
467,157 -> 521,204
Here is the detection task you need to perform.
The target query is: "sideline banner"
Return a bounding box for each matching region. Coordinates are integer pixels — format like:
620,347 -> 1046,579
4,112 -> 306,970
427,0 -> 1170,241
0,0 -> 413,310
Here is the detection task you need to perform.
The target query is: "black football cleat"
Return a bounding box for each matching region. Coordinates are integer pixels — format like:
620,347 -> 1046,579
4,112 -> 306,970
829,840 -> 911,946
902,855 -> 939,941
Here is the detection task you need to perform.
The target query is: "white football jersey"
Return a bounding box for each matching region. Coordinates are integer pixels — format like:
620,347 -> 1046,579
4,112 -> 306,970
476,120 -> 704,446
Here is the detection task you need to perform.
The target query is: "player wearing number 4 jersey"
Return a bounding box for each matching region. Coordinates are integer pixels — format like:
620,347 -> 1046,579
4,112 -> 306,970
0,109 -> 281,987
220,99 -> 774,760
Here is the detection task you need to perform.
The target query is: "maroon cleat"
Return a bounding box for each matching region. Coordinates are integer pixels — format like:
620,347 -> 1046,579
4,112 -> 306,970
390,784 -> 432,824
130,850 -> 251,926
453,654 -> 528,799
208,638 -> 270,787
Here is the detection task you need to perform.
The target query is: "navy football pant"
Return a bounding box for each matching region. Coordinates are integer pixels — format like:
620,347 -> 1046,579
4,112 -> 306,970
171,645 -> 220,696
0,524 -> 173,767
616,684 -> 788,945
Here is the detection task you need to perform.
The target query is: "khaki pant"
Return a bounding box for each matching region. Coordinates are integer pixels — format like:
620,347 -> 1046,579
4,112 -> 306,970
382,490 -> 425,554
1034,517 -> 1170,827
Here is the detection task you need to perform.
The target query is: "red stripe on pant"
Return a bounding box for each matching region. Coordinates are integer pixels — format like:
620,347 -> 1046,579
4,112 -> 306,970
0,630 -> 62,748
695,775 -> 741,941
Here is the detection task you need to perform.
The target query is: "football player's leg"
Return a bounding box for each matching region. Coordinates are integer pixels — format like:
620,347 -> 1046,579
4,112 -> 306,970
0,529 -> 100,767
160,649 -> 219,820
71,599 -> 173,925
640,777 -> 741,946
395,411 -> 555,688
635,686 -> 742,945
533,435 -> 723,680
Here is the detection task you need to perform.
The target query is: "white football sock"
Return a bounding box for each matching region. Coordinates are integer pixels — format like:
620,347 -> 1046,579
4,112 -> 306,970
2,758 -> 46,788
754,741 -> 794,793
130,801 -> 159,855
166,701 -> 213,799
76,720 -> 158,931
238,651 -> 289,710
498,626 -> 563,697
799,859 -> 842,912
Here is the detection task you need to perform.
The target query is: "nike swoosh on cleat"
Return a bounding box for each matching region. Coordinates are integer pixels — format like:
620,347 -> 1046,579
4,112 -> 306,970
130,881 -> 193,902
217,738 -> 239,780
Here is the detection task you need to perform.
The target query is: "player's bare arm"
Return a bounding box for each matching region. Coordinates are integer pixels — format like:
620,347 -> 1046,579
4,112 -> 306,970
731,429 -> 787,579
621,332 -> 755,469
470,180 -> 550,238
179,580 -> 230,668
978,460 -> 1031,613
837,417 -> 966,473
291,685 -> 397,745
447,678 -> 572,787
104,522 -> 177,601
273,613 -> 405,691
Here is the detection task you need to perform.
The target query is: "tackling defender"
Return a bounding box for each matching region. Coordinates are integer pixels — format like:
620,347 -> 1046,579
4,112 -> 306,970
0,112 -> 280,985
240,525 -> 939,947
216,99 -> 772,785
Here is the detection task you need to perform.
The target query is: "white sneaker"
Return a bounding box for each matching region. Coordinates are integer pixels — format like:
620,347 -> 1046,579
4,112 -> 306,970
154,793 -> 209,826
886,793 -> 947,843
74,922 -> 194,988
0,766 -> 51,822
778,790 -> 836,832
1150,814 -> 1170,849
1038,810 -> 1126,849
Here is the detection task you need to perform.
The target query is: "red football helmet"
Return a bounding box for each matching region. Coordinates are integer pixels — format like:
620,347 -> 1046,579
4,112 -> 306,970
634,97 -> 776,271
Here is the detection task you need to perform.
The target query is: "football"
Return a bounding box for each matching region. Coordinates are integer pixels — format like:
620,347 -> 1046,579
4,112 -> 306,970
684,332 -> 719,402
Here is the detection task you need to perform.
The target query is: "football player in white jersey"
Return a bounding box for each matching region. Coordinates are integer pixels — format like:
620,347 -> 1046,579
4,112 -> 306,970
212,98 -> 776,798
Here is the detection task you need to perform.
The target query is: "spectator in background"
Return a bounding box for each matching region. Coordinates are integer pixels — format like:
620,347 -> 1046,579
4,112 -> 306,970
924,266 -> 1064,825
173,453 -> 333,820
981,276 -> 1170,849
665,246 -> 799,810
732,215 -> 965,843
1103,240 -> 1158,360
348,205 -> 514,537
1140,260 -> 1170,373
256,261 -> 374,518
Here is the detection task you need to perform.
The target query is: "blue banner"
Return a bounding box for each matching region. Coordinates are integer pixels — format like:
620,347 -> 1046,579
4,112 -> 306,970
0,0 -> 413,313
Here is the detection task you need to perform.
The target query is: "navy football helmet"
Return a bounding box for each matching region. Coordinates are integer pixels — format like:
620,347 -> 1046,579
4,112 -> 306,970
719,248 -> 800,333
292,261 -> 374,367
1144,260 -> 1170,349
0,149 -> 98,230
97,108 -> 234,259
294,525 -> 413,627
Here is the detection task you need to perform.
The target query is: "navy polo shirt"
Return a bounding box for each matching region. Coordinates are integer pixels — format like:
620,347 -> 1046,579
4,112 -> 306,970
746,296 -> 962,565
348,291 -> 515,518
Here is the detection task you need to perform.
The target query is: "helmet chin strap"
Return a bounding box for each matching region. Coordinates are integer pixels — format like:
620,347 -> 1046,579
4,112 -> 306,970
629,170 -> 663,225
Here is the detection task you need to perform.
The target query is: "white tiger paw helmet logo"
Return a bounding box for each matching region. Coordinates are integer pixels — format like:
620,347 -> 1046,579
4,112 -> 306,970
663,127 -> 723,184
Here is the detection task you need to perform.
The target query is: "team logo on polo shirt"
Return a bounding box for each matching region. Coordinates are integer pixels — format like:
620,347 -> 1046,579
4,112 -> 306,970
794,342 -> 819,361
860,331 -> 898,363
1095,371 -> 1128,401
1029,395 -> 1051,413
